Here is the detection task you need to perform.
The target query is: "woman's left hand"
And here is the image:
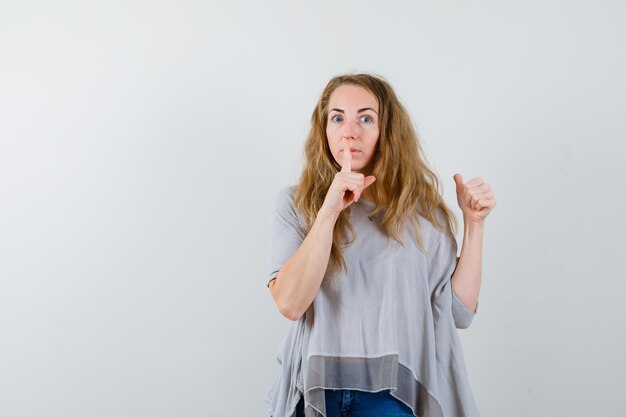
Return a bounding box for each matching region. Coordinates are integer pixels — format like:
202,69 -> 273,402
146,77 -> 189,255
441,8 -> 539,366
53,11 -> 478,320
453,173 -> 496,226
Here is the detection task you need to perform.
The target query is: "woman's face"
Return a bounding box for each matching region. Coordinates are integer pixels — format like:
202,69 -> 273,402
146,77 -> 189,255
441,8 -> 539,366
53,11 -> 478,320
326,84 -> 380,174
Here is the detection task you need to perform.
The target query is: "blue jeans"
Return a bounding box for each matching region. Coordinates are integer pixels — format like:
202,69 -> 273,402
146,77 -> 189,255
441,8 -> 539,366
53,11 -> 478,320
294,389 -> 414,417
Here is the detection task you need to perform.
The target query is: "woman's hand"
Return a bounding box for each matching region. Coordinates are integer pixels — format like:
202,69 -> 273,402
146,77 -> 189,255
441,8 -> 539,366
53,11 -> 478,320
453,173 -> 496,226
320,138 -> 376,217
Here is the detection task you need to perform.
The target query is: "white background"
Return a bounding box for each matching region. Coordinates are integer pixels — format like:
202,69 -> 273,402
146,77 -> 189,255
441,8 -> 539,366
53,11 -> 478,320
1,1 -> 624,416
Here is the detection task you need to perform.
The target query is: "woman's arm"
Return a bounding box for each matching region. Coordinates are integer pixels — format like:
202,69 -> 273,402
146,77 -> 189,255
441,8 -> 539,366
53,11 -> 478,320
450,221 -> 484,313
269,207 -> 338,321
450,173 -> 496,313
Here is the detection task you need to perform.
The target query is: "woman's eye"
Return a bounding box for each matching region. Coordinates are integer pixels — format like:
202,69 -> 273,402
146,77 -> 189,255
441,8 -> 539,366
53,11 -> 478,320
331,115 -> 343,123
361,116 -> 373,124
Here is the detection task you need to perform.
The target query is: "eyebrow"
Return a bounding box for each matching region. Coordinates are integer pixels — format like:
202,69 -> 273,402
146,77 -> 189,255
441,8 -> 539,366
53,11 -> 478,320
329,107 -> 378,115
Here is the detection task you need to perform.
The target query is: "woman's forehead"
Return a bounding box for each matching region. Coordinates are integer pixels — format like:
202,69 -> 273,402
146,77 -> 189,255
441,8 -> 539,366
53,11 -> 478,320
328,85 -> 378,110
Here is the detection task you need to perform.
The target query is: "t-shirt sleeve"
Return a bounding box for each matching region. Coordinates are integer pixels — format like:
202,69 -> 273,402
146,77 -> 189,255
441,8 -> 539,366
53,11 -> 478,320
429,231 -> 478,329
266,186 -> 306,288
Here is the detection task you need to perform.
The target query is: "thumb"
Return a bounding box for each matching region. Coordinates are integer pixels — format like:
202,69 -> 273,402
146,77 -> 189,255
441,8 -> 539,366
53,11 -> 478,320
453,173 -> 464,190
363,176 -> 376,190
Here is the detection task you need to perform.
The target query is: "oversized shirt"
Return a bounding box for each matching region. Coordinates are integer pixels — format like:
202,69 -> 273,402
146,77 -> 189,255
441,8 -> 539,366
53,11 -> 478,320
264,185 -> 480,417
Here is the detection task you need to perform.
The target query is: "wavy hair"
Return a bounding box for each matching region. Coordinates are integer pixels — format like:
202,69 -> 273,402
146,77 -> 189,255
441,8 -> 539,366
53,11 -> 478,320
293,73 -> 458,281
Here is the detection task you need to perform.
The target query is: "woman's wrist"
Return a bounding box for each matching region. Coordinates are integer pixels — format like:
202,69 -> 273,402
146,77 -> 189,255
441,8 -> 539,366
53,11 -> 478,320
463,215 -> 485,230
316,207 -> 340,225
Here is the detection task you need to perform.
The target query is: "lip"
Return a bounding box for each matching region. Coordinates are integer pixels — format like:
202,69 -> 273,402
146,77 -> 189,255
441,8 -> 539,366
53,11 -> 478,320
341,148 -> 361,153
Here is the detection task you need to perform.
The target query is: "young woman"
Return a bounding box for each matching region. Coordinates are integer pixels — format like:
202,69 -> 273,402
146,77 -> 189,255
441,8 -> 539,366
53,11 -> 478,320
264,73 -> 496,417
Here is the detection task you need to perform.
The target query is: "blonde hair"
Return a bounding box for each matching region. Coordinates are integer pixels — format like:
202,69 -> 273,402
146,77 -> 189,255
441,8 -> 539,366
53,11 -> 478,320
293,73 -> 458,281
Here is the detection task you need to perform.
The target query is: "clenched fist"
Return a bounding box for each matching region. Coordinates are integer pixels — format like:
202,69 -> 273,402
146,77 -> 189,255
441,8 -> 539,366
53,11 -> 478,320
453,173 -> 496,226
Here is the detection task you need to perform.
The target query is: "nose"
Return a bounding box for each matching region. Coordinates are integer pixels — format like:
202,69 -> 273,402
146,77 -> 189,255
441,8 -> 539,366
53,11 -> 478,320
341,117 -> 359,139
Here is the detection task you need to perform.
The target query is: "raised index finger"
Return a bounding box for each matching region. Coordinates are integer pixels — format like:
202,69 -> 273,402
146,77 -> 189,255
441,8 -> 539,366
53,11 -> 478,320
341,137 -> 351,173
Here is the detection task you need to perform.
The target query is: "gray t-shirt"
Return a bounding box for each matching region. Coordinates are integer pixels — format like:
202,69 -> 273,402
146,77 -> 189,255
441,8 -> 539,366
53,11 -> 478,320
265,185 -> 479,417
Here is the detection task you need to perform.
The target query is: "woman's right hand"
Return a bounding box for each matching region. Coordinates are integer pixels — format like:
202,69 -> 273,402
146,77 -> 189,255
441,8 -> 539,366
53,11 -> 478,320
320,138 -> 376,217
